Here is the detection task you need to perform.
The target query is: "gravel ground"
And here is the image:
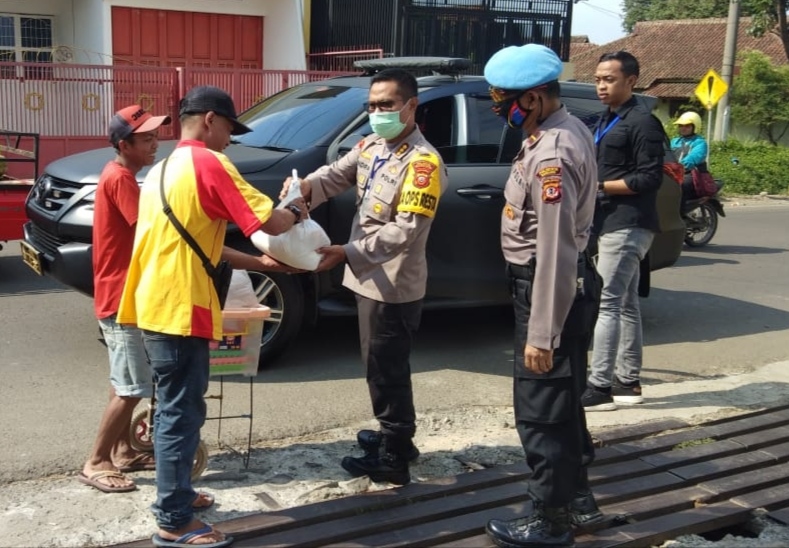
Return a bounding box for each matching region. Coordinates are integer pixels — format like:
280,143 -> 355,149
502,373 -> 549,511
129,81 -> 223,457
4,361 -> 789,547
1,194 -> 787,547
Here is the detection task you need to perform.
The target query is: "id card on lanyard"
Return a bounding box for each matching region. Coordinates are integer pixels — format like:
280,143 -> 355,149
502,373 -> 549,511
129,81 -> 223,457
362,154 -> 388,201
595,114 -> 620,146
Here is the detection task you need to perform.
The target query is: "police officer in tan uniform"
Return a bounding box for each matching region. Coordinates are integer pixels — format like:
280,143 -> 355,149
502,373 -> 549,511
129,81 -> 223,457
282,68 -> 447,485
483,44 -> 603,547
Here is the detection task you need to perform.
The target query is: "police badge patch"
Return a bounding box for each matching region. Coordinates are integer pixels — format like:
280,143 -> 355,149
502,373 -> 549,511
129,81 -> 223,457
411,160 -> 436,189
541,178 -> 562,204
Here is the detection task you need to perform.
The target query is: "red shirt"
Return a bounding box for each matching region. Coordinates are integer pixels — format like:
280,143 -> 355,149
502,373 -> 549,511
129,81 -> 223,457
93,161 -> 140,320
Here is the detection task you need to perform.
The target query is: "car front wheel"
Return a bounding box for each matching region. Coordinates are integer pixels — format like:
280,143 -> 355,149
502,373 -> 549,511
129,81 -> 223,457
246,270 -> 305,367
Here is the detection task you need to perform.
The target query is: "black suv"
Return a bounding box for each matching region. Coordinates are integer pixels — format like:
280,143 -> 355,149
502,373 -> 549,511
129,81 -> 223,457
22,58 -> 684,364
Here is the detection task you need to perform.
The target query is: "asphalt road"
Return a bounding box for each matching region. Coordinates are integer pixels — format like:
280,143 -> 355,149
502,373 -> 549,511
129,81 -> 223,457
1,203 -> 787,483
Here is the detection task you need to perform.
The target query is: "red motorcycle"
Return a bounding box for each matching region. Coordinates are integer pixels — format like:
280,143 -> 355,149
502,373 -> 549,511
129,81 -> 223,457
682,179 -> 725,247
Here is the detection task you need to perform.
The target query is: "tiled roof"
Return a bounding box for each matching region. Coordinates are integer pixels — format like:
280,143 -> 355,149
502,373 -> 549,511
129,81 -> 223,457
569,18 -> 788,96
645,81 -> 699,98
570,41 -> 599,58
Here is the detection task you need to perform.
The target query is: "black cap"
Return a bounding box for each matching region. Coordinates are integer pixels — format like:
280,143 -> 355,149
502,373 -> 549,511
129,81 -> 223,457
179,85 -> 252,135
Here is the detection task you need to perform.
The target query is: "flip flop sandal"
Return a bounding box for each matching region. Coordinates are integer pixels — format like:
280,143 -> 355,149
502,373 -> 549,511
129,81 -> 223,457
77,471 -> 137,493
114,453 -> 156,472
193,491 -> 215,510
151,525 -> 233,547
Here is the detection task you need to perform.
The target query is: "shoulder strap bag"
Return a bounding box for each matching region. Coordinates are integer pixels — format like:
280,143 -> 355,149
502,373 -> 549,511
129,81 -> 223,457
158,156 -> 232,309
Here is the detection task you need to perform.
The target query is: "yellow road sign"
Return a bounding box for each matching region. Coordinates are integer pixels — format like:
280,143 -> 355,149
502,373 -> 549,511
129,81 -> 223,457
695,69 -> 728,110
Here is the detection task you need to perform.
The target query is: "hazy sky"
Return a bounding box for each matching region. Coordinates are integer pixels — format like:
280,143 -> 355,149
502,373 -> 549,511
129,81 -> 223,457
572,0 -> 628,45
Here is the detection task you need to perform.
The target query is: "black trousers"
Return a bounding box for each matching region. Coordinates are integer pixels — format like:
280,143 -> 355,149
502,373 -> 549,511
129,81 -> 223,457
509,256 -> 601,506
356,295 -> 423,444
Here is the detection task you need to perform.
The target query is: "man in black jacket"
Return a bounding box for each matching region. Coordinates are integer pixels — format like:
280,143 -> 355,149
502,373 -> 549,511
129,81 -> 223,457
582,51 -> 665,411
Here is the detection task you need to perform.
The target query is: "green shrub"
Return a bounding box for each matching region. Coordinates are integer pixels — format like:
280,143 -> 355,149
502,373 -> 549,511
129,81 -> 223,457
708,139 -> 789,195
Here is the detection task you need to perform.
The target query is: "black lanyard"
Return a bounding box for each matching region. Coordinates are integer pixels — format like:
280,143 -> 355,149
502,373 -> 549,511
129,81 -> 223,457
595,114 -> 620,145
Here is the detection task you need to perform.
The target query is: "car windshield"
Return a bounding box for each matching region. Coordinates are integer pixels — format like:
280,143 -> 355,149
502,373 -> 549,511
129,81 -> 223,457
233,84 -> 368,151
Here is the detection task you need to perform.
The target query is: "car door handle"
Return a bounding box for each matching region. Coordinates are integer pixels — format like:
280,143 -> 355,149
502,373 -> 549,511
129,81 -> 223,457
456,185 -> 503,200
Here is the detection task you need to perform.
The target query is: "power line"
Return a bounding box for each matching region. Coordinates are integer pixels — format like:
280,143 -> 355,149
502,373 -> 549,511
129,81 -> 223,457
576,0 -> 623,19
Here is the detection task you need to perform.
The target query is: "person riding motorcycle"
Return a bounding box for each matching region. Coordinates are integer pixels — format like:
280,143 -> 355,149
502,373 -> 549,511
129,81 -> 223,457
670,111 -> 708,202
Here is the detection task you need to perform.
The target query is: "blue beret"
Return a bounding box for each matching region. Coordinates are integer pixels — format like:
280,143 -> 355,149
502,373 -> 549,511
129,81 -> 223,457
484,44 -> 563,90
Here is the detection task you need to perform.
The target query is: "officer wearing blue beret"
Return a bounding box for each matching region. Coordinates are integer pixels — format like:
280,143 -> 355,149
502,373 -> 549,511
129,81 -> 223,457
484,44 -> 604,547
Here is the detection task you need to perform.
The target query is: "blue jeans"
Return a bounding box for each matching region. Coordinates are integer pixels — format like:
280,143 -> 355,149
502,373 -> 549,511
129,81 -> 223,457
588,228 -> 653,388
142,331 -> 209,531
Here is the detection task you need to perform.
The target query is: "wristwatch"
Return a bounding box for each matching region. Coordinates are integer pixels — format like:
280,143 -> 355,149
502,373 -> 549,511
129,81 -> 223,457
598,181 -> 605,192
285,203 -> 302,224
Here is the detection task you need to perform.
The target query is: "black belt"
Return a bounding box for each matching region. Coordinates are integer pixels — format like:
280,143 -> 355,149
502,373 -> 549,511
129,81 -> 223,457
506,259 -> 536,280
507,252 -> 590,281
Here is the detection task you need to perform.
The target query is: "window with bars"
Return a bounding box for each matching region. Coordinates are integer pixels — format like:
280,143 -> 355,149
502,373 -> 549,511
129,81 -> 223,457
0,14 -> 54,78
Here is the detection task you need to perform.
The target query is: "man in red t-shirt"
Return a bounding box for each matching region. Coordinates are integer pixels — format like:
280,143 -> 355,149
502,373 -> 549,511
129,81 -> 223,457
79,105 -> 171,494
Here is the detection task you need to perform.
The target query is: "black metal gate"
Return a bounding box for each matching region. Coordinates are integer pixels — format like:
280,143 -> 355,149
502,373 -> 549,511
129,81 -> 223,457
310,0 -> 573,73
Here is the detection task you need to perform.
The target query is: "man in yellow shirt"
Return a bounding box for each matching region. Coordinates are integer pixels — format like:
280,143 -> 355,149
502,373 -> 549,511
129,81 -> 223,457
119,86 -> 305,548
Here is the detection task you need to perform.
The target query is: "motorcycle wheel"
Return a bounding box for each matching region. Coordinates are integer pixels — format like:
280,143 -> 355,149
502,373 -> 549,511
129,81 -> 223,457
191,440 -> 208,481
129,409 -> 154,453
684,202 -> 718,247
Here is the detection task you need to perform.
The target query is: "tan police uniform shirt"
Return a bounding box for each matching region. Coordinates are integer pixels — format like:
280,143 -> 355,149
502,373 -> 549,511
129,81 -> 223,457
501,106 -> 597,349
306,127 -> 448,303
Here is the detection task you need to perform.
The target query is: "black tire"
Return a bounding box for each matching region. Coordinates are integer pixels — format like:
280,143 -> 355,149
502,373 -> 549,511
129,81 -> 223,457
684,203 -> 718,247
246,270 -> 305,367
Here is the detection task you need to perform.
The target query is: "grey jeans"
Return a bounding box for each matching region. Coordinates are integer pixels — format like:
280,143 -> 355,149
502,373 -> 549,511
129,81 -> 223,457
588,227 -> 654,388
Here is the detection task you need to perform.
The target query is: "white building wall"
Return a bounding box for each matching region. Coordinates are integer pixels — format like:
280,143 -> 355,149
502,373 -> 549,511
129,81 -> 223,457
262,0 -> 306,70
73,0 -> 104,64
0,0 -> 75,57
2,0 -> 307,135
2,0 -> 306,69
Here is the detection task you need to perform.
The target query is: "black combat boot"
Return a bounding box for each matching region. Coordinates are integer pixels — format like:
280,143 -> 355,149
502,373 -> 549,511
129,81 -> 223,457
486,502 -> 574,547
569,490 -> 603,527
357,429 -> 420,462
340,435 -> 412,485
341,451 -> 410,485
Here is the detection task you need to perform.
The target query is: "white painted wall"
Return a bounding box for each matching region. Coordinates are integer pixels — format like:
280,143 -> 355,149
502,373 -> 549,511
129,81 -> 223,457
263,0 -> 306,70
2,0 -> 306,69
0,0 -> 75,57
72,0 -> 104,64
106,0 -> 270,17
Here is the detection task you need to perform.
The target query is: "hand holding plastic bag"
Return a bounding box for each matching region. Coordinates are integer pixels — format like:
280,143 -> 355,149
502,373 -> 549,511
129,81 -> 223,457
251,170 -> 330,271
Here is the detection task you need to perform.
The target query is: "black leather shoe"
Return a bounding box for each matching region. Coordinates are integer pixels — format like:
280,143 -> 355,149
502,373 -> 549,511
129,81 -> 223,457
569,491 -> 604,527
485,505 -> 574,547
341,452 -> 410,485
357,429 -> 420,462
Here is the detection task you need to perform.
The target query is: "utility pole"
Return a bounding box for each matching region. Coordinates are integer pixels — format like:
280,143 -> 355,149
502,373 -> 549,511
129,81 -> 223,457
714,0 -> 740,141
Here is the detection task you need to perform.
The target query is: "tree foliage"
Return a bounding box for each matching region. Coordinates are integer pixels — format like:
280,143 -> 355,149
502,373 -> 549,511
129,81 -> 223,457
730,50 -> 789,144
748,0 -> 789,60
621,0 -> 756,33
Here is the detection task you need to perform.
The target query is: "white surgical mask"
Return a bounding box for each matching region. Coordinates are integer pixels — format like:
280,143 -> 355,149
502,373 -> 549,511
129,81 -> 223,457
369,103 -> 409,139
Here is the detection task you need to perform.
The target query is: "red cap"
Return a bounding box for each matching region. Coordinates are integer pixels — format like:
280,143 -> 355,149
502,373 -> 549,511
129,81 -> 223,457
109,105 -> 171,146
